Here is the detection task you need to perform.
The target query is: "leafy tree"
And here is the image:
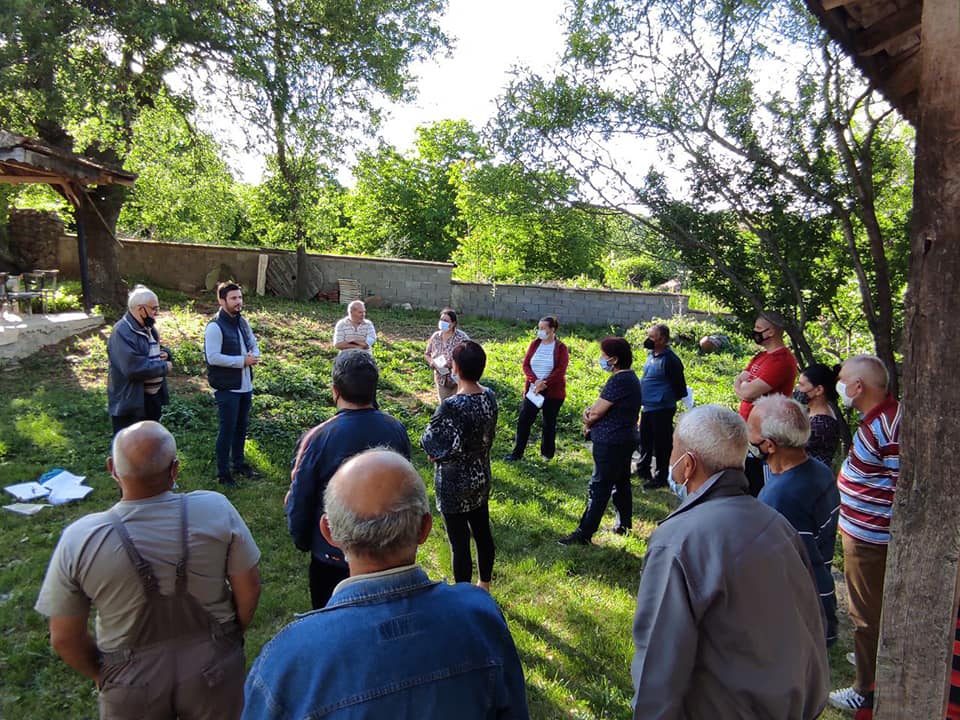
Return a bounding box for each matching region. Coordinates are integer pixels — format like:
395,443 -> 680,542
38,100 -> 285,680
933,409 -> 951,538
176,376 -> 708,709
451,162 -> 607,282
217,0 -> 449,297
0,0 -> 234,304
342,120 -> 487,261
494,0 -> 911,386
118,95 -> 243,245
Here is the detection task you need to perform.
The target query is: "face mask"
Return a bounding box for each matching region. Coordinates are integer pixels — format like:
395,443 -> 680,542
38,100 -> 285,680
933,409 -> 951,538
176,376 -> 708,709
450,373 -> 460,384
751,330 -> 767,345
438,320 -> 450,332
836,380 -> 855,408
667,453 -> 690,501
599,357 -> 612,371
537,329 -> 549,340
142,315 -> 156,328
643,338 -> 655,350
752,442 -> 769,461
792,389 -> 810,405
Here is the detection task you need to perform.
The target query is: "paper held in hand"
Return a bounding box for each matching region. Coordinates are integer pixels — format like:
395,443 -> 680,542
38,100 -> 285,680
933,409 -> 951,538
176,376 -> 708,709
525,388 -> 545,408
433,355 -> 450,375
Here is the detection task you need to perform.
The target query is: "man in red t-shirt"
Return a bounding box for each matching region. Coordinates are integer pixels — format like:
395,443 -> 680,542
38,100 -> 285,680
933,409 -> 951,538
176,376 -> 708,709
735,311 -> 798,420
734,311 -> 798,497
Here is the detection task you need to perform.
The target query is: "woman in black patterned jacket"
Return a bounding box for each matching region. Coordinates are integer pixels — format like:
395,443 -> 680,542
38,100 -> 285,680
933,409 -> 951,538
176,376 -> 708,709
793,363 -> 849,468
421,340 -> 498,591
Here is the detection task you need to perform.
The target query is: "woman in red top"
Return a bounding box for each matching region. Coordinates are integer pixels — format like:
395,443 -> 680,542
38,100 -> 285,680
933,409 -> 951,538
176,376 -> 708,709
505,316 -> 569,461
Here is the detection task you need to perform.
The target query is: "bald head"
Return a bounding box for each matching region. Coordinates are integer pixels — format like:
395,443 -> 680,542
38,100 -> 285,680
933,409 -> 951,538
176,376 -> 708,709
109,421 -> 178,498
323,450 -> 430,565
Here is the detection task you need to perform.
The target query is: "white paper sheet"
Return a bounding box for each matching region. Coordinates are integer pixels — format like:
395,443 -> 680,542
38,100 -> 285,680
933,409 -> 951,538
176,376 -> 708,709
3,502 -> 47,516
525,388 -> 545,408
41,470 -> 87,493
47,484 -> 94,505
3,482 -> 51,501
683,386 -> 695,410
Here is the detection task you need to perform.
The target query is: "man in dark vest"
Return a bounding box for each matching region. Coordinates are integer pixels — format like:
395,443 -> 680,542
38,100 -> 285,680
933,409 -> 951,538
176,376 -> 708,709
204,282 -> 261,487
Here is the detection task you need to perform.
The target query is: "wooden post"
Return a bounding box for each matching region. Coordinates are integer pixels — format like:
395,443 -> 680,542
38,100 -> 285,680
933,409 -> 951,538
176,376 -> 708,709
256,254 -> 268,296
75,214 -> 92,314
875,0 -> 960,717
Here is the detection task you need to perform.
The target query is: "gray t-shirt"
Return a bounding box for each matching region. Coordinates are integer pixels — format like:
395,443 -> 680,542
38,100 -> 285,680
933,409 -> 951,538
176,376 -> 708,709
35,490 -> 260,651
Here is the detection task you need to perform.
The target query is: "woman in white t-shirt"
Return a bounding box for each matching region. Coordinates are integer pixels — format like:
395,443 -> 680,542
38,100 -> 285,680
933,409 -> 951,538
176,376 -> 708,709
505,316 -> 569,461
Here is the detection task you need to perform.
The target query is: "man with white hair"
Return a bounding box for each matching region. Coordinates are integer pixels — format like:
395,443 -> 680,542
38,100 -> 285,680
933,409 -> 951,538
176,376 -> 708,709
333,300 -> 377,353
828,354 -> 901,712
748,395 -> 840,646
107,284 -> 173,434
631,404 -> 829,719
36,421 -> 261,720
246,449 -> 528,720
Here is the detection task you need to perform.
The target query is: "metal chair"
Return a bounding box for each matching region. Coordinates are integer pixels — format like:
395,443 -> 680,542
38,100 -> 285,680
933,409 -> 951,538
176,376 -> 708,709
4,273 -> 43,315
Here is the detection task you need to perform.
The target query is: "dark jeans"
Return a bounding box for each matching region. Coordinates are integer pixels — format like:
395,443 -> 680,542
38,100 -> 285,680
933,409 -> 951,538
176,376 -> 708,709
511,396 -> 564,459
309,556 -> 350,610
637,407 -> 676,485
111,393 -> 163,435
214,390 -> 252,477
577,441 -> 634,539
443,503 -> 495,583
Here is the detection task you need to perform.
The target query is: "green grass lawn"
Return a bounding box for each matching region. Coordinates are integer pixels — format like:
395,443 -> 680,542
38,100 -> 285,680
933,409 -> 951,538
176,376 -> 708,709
0,290 -> 853,719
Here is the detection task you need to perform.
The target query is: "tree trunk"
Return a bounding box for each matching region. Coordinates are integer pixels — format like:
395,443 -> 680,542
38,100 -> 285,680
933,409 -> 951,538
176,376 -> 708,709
76,185 -> 128,308
874,0 -> 960,716
295,242 -> 309,301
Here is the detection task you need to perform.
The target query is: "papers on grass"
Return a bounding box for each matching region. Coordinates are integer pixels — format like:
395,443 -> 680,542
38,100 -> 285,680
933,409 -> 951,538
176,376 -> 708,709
525,388 -> 545,408
3,468 -> 94,515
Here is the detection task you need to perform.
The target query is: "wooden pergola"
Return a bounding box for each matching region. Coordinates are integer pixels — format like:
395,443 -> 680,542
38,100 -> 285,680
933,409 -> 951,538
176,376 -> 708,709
0,130 -> 136,312
804,0 -> 960,718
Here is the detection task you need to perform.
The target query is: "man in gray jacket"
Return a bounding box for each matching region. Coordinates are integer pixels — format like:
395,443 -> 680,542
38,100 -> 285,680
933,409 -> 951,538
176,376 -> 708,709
631,404 -> 829,720
107,285 -> 172,435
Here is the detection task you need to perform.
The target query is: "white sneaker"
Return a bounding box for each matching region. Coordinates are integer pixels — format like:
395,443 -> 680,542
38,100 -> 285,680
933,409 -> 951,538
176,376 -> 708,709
846,651 -> 856,667
829,686 -> 867,711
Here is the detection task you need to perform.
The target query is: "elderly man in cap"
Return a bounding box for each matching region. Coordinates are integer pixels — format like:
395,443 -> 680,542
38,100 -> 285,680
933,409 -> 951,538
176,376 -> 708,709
631,404 -> 829,720
36,421 -> 261,720
748,394 -> 841,647
246,449 -> 528,720
107,284 -> 173,434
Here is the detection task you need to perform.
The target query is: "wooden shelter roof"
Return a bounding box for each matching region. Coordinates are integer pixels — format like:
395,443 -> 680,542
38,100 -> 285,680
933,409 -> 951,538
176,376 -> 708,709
0,130 -> 136,205
804,0 -> 922,123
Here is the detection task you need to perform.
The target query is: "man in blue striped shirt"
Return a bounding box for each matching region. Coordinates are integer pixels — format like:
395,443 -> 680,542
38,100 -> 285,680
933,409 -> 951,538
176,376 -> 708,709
748,395 -> 840,646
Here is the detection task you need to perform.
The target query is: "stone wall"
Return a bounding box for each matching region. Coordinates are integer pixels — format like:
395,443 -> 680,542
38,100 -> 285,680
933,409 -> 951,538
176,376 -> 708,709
50,235 -> 686,326
8,209 -> 65,270
450,281 -> 686,327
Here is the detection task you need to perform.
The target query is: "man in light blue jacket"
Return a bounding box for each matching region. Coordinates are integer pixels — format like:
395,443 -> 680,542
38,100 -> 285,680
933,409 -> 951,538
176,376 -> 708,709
244,449 -> 528,720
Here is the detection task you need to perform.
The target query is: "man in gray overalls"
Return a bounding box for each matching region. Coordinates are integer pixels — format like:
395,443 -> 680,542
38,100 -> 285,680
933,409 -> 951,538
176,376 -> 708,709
36,421 -> 262,719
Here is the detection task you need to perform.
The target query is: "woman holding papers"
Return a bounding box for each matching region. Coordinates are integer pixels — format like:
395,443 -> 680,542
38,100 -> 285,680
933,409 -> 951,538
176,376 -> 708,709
505,316 -> 569,462
424,308 -> 469,402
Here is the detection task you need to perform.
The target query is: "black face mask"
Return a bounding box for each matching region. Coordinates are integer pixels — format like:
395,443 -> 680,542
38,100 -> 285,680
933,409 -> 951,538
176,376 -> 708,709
142,314 -> 156,328
643,338 -> 655,350
751,442 -> 769,461
751,330 -> 767,345
792,389 -> 810,405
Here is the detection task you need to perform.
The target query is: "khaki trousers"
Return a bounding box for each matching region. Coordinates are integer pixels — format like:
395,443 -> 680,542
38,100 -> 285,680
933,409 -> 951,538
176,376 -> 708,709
842,532 -> 888,694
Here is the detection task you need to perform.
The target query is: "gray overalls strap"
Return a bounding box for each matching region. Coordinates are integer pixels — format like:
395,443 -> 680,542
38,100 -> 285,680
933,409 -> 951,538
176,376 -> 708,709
101,494 -> 233,663
96,495 -> 245,720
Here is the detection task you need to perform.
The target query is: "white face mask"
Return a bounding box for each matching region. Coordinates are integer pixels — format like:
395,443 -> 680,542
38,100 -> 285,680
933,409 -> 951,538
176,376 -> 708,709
537,329 -> 549,340
450,372 -> 460,384
438,320 -> 450,332
836,380 -> 856,408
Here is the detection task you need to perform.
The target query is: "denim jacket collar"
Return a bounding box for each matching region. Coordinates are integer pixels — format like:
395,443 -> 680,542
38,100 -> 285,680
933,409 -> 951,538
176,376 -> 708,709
323,565 -> 439,610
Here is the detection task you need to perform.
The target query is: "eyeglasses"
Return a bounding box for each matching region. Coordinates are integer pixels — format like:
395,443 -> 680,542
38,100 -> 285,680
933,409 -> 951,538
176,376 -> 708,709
146,305 -> 160,312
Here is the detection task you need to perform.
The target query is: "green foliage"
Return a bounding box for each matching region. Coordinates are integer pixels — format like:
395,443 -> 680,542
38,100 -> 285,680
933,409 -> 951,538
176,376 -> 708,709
118,95 -> 244,245
603,252 -> 673,289
0,291 -> 854,719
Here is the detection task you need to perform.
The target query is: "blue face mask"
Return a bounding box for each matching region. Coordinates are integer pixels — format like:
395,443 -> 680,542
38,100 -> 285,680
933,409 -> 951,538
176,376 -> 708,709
667,453 -> 690,502
599,357 -> 612,371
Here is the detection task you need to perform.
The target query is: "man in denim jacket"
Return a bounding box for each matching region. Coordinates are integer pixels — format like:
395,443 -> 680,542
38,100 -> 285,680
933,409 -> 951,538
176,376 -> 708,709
243,449 -> 528,720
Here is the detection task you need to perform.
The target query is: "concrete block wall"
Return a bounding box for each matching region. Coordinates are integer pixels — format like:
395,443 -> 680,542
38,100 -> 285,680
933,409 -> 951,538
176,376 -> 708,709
451,281 -> 686,328
8,209 -> 65,271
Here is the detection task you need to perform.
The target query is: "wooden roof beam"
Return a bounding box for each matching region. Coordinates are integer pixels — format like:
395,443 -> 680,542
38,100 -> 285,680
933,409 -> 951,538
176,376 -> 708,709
879,50 -> 922,104
822,0 -> 860,11
855,5 -> 923,56
0,174 -> 68,184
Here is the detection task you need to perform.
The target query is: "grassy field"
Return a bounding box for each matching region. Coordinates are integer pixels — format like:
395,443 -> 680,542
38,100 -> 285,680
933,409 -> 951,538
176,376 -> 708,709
0,290 -> 853,719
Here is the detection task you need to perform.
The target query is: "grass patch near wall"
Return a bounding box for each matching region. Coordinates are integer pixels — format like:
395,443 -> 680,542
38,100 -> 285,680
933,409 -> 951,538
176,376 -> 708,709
0,290 -> 852,719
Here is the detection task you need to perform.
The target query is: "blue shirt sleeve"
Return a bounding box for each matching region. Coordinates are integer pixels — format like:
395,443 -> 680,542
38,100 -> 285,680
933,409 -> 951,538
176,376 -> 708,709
286,433 -> 320,552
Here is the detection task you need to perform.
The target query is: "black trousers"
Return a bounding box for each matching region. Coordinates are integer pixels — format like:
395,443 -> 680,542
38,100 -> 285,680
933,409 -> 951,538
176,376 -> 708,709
511,396 -> 564,459
637,407 -> 676,486
309,556 -> 350,609
111,392 -> 163,435
577,441 -> 634,539
442,503 -> 495,583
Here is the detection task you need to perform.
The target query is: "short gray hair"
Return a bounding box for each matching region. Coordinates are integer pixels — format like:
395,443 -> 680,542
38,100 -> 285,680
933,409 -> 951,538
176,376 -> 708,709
323,454 -> 429,558
675,405 -> 748,473
348,300 -> 365,312
844,354 -> 889,391
752,395 -> 810,448
127,285 -> 157,313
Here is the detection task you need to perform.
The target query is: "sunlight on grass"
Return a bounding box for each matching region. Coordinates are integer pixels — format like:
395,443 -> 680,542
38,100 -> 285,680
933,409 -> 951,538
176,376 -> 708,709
12,408 -> 70,452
